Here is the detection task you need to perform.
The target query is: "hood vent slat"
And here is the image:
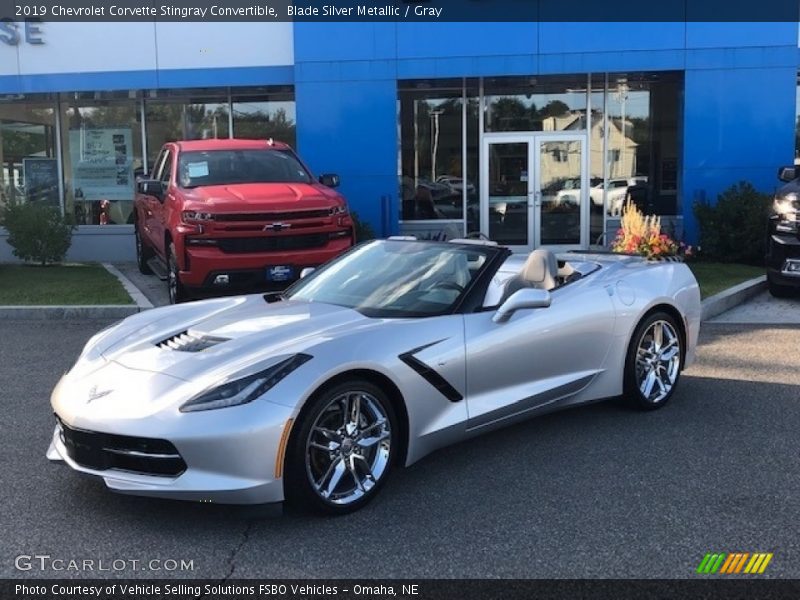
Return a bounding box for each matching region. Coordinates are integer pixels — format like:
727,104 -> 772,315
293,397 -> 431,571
156,331 -> 229,353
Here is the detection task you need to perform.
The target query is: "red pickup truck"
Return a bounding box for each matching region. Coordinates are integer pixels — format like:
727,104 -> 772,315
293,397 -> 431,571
134,139 -> 355,303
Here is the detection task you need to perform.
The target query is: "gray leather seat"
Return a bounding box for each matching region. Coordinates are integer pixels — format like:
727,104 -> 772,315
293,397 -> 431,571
501,249 -> 559,302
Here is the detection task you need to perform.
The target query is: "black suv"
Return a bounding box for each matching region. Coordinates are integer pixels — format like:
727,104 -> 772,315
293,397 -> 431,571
767,165 -> 800,297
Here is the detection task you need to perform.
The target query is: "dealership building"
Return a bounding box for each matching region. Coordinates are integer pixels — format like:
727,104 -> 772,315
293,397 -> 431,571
0,20 -> 798,260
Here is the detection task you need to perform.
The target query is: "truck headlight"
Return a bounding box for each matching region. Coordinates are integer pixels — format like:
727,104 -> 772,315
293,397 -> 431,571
180,354 -> 311,412
773,193 -> 798,216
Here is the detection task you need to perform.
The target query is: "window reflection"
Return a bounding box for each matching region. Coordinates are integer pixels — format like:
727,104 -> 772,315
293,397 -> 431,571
60,92 -> 142,225
0,97 -> 57,211
398,79 -> 466,239
484,75 -> 588,133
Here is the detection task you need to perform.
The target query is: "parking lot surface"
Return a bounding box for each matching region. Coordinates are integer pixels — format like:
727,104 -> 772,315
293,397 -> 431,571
1,313 -> 798,579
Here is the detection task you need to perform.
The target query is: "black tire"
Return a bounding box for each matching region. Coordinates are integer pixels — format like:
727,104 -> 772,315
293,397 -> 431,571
623,311 -> 683,411
768,279 -> 795,298
284,379 -> 398,515
135,226 -> 153,275
167,242 -> 188,304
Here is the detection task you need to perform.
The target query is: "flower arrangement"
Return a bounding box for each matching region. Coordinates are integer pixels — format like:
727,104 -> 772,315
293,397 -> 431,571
611,200 -> 691,259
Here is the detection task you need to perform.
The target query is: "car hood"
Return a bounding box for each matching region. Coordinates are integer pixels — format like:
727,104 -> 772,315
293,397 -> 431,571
91,295 -> 370,382
182,183 -> 338,212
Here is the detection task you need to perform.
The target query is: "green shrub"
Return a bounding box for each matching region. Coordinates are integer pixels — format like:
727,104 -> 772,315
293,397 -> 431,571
693,181 -> 771,265
1,201 -> 75,265
350,211 -> 376,242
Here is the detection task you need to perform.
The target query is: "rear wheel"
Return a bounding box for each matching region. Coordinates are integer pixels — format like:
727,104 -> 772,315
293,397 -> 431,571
135,226 -> 153,275
623,312 -> 683,410
167,242 -> 188,304
284,379 -> 397,515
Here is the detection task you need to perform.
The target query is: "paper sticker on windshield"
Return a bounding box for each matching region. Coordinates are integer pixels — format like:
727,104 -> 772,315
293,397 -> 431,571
187,162 -> 209,178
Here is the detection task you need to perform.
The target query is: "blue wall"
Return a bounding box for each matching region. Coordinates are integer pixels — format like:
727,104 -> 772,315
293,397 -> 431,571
293,22 -> 800,244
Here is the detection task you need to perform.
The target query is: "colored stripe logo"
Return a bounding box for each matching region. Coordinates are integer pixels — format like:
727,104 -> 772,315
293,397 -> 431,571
696,552 -> 773,574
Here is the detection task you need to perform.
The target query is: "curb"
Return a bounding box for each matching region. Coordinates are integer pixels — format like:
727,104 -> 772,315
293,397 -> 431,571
102,263 -> 154,309
0,305 -> 139,320
701,275 -> 767,321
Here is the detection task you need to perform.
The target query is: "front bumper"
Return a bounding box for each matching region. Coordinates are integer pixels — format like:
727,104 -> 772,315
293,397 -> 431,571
766,231 -> 800,288
179,237 -> 352,289
48,374 -> 294,504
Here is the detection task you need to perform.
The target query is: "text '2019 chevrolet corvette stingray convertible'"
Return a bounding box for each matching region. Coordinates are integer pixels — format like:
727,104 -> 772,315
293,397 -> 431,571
48,239 -> 700,514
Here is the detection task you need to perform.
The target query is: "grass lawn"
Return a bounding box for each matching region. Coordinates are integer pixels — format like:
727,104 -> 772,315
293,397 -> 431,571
688,262 -> 764,299
0,264 -> 132,305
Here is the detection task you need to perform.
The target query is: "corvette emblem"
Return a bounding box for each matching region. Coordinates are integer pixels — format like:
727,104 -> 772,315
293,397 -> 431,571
87,385 -> 112,403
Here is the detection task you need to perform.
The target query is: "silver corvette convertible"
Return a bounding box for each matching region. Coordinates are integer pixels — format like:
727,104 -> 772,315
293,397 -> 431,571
48,239 -> 701,513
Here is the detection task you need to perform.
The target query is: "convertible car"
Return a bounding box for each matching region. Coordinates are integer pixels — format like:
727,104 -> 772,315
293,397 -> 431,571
48,239 -> 701,514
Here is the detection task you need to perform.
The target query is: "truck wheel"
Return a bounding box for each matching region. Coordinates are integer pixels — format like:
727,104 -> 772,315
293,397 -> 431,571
167,242 -> 189,304
135,227 -> 153,275
768,279 -> 795,298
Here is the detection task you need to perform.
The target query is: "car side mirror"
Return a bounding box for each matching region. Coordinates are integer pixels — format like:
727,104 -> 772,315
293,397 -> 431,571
138,179 -> 164,200
493,288 -> 551,324
319,173 -> 340,188
299,267 -> 316,279
778,166 -> 798,182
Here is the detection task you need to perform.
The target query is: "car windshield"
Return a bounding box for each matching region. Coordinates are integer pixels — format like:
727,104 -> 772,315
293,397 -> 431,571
178,149 -> 312,187
284,240 -> 496,317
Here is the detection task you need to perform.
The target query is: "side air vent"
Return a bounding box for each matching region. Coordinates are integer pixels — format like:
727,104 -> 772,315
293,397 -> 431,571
156,331 -> 229,352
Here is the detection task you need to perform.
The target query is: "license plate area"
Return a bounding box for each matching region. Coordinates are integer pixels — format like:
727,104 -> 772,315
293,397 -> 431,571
266,265 -> 294,282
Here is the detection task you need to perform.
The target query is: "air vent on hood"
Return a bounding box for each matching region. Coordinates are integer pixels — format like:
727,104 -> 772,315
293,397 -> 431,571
156,331 -> 229,352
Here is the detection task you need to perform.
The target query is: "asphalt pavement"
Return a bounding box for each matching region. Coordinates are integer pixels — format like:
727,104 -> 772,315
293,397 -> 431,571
1,313 -> 799,579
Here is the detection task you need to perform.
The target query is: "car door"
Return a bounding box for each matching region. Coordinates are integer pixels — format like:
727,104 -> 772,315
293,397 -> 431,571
151,148 -> 174,257
463,280 -> 615,430
141,149 -> 166,250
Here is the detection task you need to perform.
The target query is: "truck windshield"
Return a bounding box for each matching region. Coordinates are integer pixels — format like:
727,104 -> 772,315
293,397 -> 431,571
178,149 -> 312,187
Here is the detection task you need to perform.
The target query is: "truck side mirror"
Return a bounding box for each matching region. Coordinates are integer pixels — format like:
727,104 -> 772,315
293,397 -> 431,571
778,166 -> 798,182
138,179 -> 164,200
319,174 -> 340,188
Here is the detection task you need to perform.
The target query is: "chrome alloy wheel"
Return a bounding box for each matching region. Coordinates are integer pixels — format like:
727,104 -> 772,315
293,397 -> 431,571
635,319 -> 681,403
305,391 -> 392,505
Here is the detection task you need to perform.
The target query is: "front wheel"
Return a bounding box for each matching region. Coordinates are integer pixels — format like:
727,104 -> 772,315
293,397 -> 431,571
167,242 -> 188,304
623,312 -> 683,410
768,279 -> 795,298
284,380 -> 397,515
135,227 -> 153,274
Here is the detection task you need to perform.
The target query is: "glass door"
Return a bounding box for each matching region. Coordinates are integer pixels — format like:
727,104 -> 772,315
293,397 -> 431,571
481,134 -> 534,252
534,134 -> 588,249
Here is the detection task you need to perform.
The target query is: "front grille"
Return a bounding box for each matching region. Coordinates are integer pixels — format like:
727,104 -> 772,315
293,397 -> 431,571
214,210 -> 330,222
56,417 -> 186,477
217,233 -> 328,253
156,330 -> 229,352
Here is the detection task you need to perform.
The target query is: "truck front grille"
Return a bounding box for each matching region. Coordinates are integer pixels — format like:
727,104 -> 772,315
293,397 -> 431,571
216,233 -> 328,253
214,210 -> 330,221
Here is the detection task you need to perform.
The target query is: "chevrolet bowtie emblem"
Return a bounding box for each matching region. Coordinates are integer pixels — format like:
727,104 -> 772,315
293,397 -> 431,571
87,385 -> 112,403
264,222 -> 290,232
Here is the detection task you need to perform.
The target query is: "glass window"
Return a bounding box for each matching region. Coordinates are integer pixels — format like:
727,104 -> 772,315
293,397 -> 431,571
285,240 -> 495,318
0,95 -> 58,211
398,79 -> 465,233
606,72 -> 682,217
144,88 -> 230,169
158,150 -> 173,184
59,91 -> 142,225
177,149 -> 311,188
231,86 -> 296,148
465,78 -> 480,234
484,75 -> 588,133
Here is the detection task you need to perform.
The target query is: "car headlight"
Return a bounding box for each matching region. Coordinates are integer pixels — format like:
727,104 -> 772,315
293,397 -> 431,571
179,354 -> 312,413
